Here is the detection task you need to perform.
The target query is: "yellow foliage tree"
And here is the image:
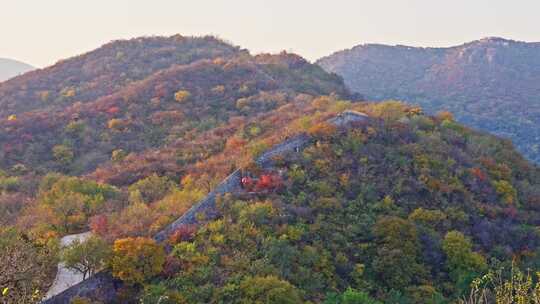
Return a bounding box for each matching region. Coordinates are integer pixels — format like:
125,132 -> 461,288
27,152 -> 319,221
110,237 -> 165,285
174,90 -> 191,103
107,119 -> 128,131
492,180 -> 517,204
367,100 -> 409,122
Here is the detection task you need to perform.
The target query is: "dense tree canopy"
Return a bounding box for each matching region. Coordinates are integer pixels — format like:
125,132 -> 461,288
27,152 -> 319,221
0,35 -> 538,304
125,102 -> 540,303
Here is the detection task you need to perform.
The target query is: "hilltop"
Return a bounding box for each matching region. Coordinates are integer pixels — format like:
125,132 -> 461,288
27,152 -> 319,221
0,58 -> 34,82
0,35 -> 350,175
317,37 -> 540,163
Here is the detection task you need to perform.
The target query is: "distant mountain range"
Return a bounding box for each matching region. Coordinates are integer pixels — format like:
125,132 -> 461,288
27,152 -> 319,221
318,37 -> 540,163
0,58 -> 34,81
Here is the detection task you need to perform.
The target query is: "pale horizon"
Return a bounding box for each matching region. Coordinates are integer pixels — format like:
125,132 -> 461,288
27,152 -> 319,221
2,0 -> 539,68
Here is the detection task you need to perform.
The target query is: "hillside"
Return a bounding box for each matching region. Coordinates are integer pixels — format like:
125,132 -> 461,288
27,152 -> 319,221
317,37 -> 540,163
0,36 -> 240,116
0,58 -> 34,82
0,36 -> 349,175
46,102 -> 540,303
145,105 -> 540,303
1,35 -> 539,304
0,35 -> 353,303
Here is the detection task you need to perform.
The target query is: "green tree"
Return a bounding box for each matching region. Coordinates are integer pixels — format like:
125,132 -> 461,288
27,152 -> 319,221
128,174 -> 174,204
239,276 -> 303,304
442,231 -> 487,294
372,216 -> 426,290
111,149 -> 127,163
408,208 -> 448,230
53,144 -> 74,167
48,191 -> 87,233
324,288 -> 382,304
38,176 -> 118,233
64,121 -> 86,139
61,236 -> 111,279
492,180 -> 517,205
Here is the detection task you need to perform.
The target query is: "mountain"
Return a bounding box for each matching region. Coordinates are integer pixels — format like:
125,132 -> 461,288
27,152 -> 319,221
0,35 -> 350,175
0,58 -> 34,81
317,37 -> 540,163
1,35 -> 539,304
0,36 -> 353,303
0,35 -> 241,117
139,105 -> 540,303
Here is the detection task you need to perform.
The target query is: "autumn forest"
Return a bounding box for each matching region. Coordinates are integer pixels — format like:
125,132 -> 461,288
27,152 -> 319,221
1,35 -> 540,304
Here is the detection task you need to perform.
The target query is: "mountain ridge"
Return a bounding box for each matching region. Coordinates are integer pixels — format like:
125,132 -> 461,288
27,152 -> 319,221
322,37 -> 538,54
317,37 -> 540,163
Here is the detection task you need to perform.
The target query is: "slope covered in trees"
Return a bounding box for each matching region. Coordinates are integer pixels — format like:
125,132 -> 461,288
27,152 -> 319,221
0,36 -> 352,303
0,36 -> 240,116
0,36 -> 349,175
1,35 -> 539,303
317,37 -> 540,163
44,100 -> 540,304
127,102 -> 540,303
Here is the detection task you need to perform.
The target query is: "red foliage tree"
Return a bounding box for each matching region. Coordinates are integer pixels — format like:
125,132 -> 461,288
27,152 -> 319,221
106,106 -> 120,116
168,224 -> 197,244
89,215 -> 109,236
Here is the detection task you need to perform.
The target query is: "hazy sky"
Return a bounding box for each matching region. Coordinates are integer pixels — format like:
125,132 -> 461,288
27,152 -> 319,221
2,0 -> 539,67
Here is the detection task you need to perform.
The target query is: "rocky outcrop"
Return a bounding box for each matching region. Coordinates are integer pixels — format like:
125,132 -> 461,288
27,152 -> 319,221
42,110 -> 369,304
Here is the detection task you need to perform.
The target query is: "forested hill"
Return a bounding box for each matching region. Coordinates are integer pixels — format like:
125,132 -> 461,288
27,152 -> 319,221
0,36 -> 241,116
0,58 -> 34,82
141,104 -> 540,303
317,37 -> 540,163
46,102 -> 540,303
2,35 -> 540,304
1,35 -> 354,303
0,35 -> 350,175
